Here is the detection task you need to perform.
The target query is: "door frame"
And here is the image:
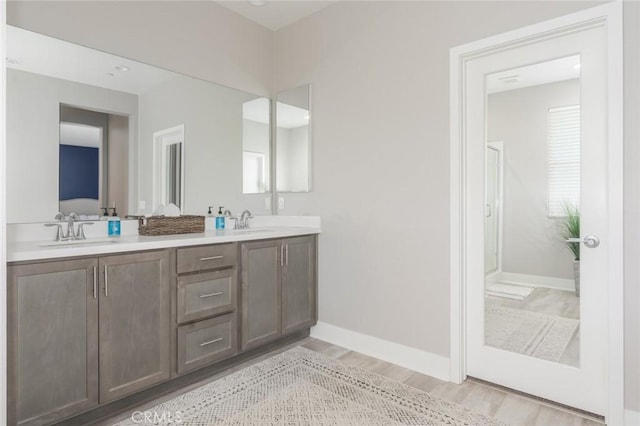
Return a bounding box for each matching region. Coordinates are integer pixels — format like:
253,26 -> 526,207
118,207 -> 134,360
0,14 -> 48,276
449,3 -> 623,423
485,141 -> 504,277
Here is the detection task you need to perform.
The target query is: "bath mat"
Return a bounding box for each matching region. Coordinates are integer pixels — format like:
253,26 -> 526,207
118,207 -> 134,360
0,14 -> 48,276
485,306 -> 578,362
486,283 -> 534,301
114,346 -> 505,425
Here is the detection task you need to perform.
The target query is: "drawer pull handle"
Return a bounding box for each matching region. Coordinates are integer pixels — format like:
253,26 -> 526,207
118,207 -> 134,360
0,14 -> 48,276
200,255 -> 224,261
93,266 -> 97,299
199,292 -> 223,298
200,337 -> 223,347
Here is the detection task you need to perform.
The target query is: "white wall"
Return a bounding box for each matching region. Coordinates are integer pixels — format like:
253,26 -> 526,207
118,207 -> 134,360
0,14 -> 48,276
6,69 -> 137,223
6,1 -> 273,97
488,79 -> 580,280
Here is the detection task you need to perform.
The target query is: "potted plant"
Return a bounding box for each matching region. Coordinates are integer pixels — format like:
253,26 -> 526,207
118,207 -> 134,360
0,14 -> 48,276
561,204 -> 580,296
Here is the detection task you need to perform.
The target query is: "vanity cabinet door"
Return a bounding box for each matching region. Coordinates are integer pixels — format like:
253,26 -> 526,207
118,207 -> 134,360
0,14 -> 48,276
281,235 -> 317,335
8,258 -> 99,426
240,240 -> 282,350
98,250 -> 171,403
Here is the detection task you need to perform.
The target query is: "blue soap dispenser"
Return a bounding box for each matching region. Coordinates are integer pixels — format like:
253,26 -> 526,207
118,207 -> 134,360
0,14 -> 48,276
108,204 -> 121,236
215,206 -> 225,230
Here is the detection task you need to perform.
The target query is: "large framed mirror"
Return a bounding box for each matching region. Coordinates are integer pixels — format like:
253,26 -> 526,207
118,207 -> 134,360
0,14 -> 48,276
276,85 -> 311,193
6,25 -> 272,223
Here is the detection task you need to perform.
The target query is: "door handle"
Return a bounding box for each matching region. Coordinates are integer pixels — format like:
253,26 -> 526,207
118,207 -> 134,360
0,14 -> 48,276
566,235 -> 600,248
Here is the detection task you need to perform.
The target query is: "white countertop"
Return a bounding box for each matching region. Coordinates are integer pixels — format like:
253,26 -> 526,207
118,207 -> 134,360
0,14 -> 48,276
7,216 -> 321,262
8,226 -> 320,262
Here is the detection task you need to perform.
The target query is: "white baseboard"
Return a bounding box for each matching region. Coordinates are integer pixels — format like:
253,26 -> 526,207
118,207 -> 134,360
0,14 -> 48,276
625,409 -> 640,425
310,321 -> 450,382
491,271 -> 575,292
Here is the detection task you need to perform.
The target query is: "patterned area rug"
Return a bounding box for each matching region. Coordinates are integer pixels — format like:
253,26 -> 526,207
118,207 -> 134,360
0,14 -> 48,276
485,306 -> 579,362
115,347 -> 505,425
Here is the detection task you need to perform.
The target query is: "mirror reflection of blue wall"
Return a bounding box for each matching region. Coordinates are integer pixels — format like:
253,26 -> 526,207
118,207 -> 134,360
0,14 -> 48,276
59,144 -> 99,200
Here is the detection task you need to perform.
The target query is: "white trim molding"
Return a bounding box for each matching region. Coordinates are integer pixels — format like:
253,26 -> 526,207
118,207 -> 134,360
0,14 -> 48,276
450,3 -> 623,423
311,322 -> 450,382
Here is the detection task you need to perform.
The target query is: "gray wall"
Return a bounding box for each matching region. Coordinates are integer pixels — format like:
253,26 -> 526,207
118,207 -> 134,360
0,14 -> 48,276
6,69 -> 137,222
487,80 -> 580,280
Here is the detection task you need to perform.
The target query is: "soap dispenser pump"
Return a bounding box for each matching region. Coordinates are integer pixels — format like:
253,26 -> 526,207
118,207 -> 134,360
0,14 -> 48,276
215,206 -> 225,230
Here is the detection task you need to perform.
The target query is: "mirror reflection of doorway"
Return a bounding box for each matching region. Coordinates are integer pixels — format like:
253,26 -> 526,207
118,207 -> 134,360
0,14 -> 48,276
483,58 -> 581,368
484,142 -> 503,277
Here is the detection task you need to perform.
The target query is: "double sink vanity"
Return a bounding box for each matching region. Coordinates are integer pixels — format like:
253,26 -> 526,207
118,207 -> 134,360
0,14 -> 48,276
6,218 -> 319,426
5,17 -> 317,426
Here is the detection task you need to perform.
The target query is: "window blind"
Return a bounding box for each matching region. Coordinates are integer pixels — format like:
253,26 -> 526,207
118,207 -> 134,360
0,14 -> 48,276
548,105 -> 580,217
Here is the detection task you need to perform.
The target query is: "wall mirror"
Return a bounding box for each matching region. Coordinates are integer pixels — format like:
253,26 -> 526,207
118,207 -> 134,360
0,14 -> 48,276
484,55 -> 581,367
276,85 -> 311,193
6,25 -> 272,223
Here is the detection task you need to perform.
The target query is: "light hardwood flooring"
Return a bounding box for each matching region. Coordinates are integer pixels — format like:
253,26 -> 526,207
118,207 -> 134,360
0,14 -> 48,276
98,337 -> 603,426
486,287 -> 581,367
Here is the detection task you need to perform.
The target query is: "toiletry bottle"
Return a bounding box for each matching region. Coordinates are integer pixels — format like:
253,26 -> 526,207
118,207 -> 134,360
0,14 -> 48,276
108,216 -> 121,237
215,206 -> 225,230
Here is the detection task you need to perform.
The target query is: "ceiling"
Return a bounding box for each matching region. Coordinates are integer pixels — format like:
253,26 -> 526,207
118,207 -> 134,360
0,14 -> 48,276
216,0 -> 336,31
486,55 -> 581,94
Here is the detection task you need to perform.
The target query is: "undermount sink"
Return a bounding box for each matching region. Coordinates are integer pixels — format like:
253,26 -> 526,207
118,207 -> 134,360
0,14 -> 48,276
38,238 -> 119,248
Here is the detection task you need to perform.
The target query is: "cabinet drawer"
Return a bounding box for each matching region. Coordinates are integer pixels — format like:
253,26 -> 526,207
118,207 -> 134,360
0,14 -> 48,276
177,269 -> 236,324
177,243 -> 237,274
177,314 -> 237,374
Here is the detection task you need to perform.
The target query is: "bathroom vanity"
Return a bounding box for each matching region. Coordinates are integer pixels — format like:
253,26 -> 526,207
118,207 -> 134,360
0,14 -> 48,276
6,223 -> 319,426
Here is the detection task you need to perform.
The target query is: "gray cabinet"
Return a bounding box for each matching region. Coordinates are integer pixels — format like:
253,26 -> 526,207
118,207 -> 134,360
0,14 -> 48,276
241,240 -> 282,350
241,235 -> 317,351
8,258 -> 99,426
99,251 -> 171,403
282,236 -> 317,335
8,250 -> 171,425
175,243 -> 238,375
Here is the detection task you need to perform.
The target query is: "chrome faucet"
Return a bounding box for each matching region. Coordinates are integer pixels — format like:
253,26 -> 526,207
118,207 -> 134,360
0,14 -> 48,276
66,212 -> 80,240
44,212 -> 94,241
237,210 -> 253,230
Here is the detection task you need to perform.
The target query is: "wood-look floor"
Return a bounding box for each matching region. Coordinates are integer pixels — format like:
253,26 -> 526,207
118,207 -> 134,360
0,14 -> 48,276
486,287 -> 581,367
98,337 -> 603,426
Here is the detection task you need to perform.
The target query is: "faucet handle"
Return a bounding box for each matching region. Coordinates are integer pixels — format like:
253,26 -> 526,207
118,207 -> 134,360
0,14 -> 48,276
76,222 -> 94,240
45,223 -> 65,241
69,212 -> 80,221
54,212 -> 65,221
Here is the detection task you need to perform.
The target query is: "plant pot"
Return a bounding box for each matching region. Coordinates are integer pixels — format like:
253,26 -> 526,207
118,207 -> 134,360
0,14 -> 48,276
573,260 -> 580,297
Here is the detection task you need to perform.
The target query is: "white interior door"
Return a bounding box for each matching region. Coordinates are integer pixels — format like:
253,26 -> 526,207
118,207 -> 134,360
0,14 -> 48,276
465,23 -> 608,414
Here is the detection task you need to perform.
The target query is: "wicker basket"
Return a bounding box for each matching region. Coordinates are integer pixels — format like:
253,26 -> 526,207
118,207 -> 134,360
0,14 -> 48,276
138,215 -> 205,236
